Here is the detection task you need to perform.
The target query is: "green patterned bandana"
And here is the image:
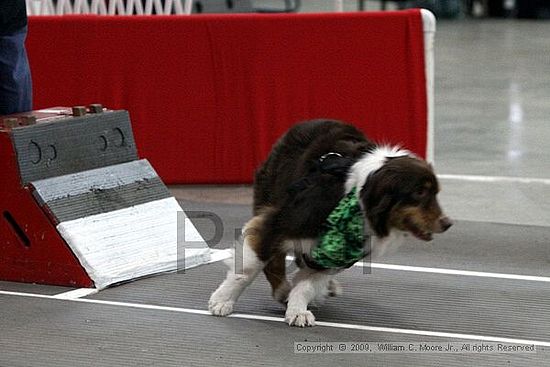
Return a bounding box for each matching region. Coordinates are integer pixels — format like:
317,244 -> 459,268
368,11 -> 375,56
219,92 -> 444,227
309,188 -> 368,269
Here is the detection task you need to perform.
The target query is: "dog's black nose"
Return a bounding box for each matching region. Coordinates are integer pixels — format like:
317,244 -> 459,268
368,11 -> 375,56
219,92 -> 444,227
439,216 -> 453,232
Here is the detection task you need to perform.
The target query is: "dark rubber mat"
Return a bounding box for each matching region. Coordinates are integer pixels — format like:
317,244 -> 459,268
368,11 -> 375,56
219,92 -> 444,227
87,200 -> 550,367
90,260 -> 550,343
3,200 -> 550,366
1,294 -> 548,367
0,281 -> 74,295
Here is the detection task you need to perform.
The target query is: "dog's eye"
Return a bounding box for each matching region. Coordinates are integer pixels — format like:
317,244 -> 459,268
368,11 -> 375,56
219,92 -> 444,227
412,188 -> 429,201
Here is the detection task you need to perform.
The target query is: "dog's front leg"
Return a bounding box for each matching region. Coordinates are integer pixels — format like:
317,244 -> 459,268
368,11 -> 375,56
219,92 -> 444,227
285,269 -> 331,327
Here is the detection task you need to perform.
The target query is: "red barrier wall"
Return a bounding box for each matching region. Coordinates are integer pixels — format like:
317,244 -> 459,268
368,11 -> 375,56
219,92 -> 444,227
26,11 -> 427,184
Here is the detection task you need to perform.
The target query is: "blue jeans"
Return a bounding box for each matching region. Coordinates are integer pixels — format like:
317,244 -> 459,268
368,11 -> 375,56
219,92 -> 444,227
0,26 -> 32,115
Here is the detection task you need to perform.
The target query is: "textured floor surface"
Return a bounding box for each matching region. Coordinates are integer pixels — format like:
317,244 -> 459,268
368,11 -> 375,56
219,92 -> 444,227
2,200 -> 549,366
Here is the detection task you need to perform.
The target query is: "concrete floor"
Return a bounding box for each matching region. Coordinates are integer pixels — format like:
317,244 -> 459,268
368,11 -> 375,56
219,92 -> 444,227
2,8 -> 550,367
433,19 -> 550,228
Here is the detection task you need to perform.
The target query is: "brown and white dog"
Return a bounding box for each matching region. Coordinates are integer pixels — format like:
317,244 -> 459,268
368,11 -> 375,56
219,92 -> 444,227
208,119 -> 452,327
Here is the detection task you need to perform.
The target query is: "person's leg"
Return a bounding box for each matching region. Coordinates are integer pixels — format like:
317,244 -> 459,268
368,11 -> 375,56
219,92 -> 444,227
0,26 -> 32,115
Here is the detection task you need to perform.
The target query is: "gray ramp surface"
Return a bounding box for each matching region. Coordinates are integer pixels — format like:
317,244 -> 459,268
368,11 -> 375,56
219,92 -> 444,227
32,160 -> 170,222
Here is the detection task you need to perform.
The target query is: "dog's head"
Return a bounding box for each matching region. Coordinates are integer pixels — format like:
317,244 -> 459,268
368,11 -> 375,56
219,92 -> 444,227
360,155 -> 452,241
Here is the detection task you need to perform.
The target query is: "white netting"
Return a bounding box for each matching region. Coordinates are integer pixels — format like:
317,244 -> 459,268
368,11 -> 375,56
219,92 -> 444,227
26,0 -> 194,15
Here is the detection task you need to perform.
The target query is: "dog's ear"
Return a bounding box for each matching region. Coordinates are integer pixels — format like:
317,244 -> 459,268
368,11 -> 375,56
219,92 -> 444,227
361,167 -> 396,238
365,194 -> 393,238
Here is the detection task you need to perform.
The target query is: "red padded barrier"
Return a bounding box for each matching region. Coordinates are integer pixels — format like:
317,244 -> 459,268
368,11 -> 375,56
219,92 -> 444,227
26,11 -> 427,183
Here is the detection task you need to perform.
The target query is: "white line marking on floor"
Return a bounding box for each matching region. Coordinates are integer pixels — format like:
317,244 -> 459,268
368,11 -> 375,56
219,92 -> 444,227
52,288 -> 99,299
363,262 -> 550,283
1,289 -> 549,347
438,173 -> 550,185
282,255 -> 550,283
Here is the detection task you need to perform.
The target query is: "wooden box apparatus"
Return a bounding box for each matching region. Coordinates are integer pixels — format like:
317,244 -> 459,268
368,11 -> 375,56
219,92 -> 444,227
0,106 -> 209,289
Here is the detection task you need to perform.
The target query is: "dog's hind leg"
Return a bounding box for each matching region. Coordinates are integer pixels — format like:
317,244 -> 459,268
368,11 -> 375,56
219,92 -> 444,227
264,252 -> 291,304
208,216 -> 265,316
327,278 -> 343,297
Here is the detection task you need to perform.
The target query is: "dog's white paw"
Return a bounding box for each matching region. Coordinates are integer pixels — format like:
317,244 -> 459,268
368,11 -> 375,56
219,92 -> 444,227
328,279 -> 343,297
208,299 -> 234,316
285,310 -> 316,327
